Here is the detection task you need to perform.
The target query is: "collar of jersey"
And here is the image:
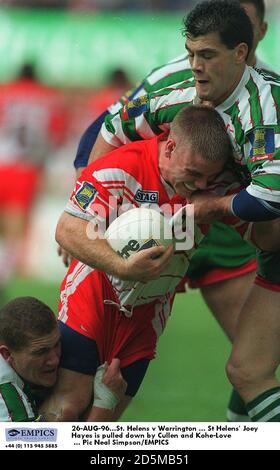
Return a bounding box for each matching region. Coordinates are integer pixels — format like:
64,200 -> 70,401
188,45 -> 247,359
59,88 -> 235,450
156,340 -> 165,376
0,354 -> 24,389
215,65 -> 250,112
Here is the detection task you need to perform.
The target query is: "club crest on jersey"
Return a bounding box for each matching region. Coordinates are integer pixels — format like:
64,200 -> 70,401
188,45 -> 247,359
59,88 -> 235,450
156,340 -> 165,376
74,181 -> 98,211
135,189 -> 159,203
123,95 -> 149,120
248,128 -> 275,162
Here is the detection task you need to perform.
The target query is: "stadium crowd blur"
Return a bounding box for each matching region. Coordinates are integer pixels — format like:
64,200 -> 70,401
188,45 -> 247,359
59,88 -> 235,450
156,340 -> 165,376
0,0 -> 197,10
0,0 -> 278,11
0,59 -> 133,304
0,0 -> 278,305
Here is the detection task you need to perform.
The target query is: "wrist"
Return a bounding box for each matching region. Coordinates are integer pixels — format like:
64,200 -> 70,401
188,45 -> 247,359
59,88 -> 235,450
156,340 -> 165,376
111,255 -> 129,280
212,194 -> 234,218
93,364 -> 120,411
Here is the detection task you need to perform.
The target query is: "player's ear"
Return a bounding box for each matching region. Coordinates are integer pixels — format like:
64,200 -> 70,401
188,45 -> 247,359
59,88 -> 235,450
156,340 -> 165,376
259,21 -> 268,41
235,42 -> 248,64
0,345 -> 12,361
165,138 -> 176,158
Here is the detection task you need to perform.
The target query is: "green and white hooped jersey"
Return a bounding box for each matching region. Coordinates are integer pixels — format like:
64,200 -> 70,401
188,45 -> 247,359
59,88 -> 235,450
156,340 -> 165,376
108,54 -> 191,115
108,54 -> 275,116
103,65 -> 280,204
0,355 -> 37,422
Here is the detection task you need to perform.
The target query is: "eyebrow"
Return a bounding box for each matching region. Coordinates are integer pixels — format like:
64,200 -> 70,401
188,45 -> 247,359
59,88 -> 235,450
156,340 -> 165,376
185,45 -> 218,54
31,339 -> 60,354
31,347 -> 49,355
186,168 -> 221,179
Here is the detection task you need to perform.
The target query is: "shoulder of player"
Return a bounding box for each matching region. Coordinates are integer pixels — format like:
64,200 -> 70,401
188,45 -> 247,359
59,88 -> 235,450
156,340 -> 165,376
83,140 -> 155,180
247,66 -> 280,92
144,55 -> 191,91
0,381 -> 37,422
0,355 -> 23,388
148,80 -> 196,113
0,360 -> 32,421
255,56 -> 279,77
220,68 -> 280,133
109,139 -> 156,172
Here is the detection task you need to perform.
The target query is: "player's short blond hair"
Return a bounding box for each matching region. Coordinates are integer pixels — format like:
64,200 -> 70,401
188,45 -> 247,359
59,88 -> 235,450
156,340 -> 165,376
170,105 -> 233,163
0,296 -> 57,351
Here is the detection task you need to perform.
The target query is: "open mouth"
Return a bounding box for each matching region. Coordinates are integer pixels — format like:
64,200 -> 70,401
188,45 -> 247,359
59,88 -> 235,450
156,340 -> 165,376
183,182 -> 196,192
43,368 -> 57,375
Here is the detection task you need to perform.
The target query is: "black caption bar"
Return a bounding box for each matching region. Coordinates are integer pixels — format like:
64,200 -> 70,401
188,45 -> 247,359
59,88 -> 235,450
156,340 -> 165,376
1,449 -> 277,465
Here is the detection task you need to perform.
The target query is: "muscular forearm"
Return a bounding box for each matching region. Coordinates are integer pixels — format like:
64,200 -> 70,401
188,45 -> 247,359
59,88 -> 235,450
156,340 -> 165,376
191,193 -> 234,223
56,212 -> 173,282
207,194 -> 234,219
56,212 -> 126,277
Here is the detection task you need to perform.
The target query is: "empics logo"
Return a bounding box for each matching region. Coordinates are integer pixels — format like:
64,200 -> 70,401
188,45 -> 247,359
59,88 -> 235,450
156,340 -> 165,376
5,428 -> 57,442
6,429 -> 20,437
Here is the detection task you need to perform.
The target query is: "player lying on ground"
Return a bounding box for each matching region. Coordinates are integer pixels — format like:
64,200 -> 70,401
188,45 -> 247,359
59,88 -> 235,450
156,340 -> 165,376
0,297 -> 127,422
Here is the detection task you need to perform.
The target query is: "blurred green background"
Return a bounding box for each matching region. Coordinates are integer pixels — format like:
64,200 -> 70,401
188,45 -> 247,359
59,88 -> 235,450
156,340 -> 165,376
0,7 -> 279,87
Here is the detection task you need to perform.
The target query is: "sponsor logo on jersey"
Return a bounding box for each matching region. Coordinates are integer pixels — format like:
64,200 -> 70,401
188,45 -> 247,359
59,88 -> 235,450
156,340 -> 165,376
135,189 -> 159,203
248,128 -> 275,162
74,181 -> 98,210
123,95 -> 149,120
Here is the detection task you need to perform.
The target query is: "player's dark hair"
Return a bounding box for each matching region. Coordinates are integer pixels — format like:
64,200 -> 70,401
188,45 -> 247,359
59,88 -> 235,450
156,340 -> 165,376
239,0 -> 265,22
0,297 -> 57,351
183,1 -> 253,56
170,105 -> 233,163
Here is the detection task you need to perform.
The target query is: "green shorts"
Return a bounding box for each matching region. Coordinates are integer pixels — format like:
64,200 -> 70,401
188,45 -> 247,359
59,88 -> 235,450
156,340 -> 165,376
187,222 -> 256,287
255,249 -> 280,288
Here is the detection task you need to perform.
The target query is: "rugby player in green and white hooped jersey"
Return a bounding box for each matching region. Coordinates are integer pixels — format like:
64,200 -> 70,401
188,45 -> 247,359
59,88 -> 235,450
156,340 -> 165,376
0,355 -> 38,421
0,297 -> 127,422
0,297 -> 61,422
90,1 -> 280,422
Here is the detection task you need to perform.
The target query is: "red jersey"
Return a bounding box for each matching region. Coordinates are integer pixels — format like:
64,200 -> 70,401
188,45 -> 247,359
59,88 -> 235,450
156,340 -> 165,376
0,78 -> 66,165
60,136 -> 252,367
65,136 -> 251,314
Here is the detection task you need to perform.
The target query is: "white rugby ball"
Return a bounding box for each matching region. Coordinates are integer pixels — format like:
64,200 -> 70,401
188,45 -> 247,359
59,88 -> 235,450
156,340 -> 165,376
104,207 -> 173,259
